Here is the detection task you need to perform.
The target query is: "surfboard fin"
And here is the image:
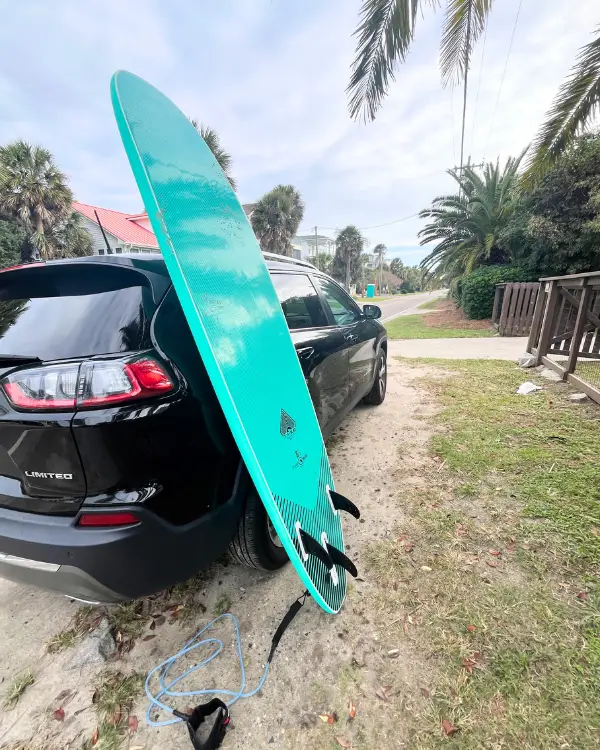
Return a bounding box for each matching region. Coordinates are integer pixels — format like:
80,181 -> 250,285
329,490 -> 361,520
299,529 -> 332,569
298,529 -> 358,580
326,544 -> 358,578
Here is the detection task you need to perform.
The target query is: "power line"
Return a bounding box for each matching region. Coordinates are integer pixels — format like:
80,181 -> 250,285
469,18 -> 488,159
298,212 -> 421,234
484,0 -> 523,158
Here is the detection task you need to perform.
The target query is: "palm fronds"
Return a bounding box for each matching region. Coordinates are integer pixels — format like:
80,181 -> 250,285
419,154 -> 523,284
522,26 -> 600,190
440,0 -> 492,87
190,119 -> 236,190
347,0 -> 423,121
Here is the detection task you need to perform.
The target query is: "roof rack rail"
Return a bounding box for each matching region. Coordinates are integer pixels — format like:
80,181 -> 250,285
262,251 -> 317,271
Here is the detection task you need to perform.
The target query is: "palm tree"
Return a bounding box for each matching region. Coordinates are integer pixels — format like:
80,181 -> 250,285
522,28 -> 600,187
51,211 -> 93,258
332,226 -> 366,289
419,154 -> 523,285
0,140 -> 73,260
251,185 -> 305,256
373,242 -> 387,292
190,119 -> 236,190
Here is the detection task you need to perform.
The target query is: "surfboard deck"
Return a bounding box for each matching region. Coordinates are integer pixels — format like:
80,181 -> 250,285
111,71 -> 349,613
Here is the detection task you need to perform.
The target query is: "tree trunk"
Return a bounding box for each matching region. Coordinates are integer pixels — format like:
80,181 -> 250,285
34,212 -> 45,260
345,254 -> 351,290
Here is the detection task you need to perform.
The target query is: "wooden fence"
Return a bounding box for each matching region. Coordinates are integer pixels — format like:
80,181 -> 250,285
492,282 -> 540,336
527,270 -> 600,405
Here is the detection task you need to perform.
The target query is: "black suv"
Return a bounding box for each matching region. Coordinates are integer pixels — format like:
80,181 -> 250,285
0,253 -> 387,602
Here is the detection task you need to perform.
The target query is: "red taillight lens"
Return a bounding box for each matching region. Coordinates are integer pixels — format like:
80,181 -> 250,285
3,363 -> 79,409
78,511 -> 140,527
1,356 -> 173,411
79,358 -> 173,406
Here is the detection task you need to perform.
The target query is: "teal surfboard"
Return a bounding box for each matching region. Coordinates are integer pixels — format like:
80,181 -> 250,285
111,71 -> 358,613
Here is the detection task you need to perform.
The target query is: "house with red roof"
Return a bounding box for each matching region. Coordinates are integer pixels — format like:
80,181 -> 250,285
73,202 -> 160,255
74,201 -> 257,256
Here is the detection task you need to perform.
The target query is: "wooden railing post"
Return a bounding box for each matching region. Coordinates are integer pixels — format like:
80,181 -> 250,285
492,285 -> 502,326
534,281 -> 559,364
527,282 -> 546,354
566,281 -> 592,374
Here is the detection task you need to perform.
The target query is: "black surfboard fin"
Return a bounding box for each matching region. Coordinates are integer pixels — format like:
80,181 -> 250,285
329,490 -> 361,520
326,543 -> 358,578
299,529 -> 334,570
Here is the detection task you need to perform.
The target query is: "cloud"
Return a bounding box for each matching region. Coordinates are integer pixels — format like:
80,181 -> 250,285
1,0 -> 598,266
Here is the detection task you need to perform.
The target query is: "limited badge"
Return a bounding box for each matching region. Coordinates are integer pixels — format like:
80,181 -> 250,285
280,409 -> 296,438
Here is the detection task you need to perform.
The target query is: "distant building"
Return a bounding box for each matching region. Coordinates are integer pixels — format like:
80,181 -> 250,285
363,253 -> 379,270
292,233 -> 336,262
74,201 -> 258,255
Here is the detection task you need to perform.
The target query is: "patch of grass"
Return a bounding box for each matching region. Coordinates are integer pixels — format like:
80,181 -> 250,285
95,671 -> 143,717
385,314 -> 495,339
84,671 -> 144,750
47,605 -> 97,653
372,357 -> 600,748
3,670 -> 34,707
167,573 -> 208,623
213,595 -> 232,616
418,297 -> 444,310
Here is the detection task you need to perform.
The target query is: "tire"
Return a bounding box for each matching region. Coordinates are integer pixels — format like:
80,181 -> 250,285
228,486 -> 289,570
363,348 -> 387,406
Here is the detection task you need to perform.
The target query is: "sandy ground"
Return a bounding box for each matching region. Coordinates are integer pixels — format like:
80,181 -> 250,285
0,358 -> 440,750
389,336 -> 529,360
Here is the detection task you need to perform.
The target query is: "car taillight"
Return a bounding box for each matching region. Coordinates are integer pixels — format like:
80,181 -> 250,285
78,511 -> 140,527
1,356 -> 173,411
79,358 -> 173,406
3,363 -> 79,409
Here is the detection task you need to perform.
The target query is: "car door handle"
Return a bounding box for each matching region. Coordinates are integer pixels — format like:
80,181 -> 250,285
297,346 -> 315,361
344,334 -> 358,344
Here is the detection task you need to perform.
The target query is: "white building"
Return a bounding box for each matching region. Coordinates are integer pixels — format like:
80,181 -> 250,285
292,234 -> 336,262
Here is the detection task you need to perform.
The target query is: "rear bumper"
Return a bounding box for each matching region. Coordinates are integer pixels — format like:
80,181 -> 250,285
0,492 -> 242,603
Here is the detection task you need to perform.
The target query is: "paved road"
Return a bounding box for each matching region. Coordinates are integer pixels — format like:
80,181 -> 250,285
362,290 -> 446,323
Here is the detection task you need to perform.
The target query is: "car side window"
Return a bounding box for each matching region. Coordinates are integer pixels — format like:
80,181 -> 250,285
270,273 -> 328,330
315,277 -> 361,326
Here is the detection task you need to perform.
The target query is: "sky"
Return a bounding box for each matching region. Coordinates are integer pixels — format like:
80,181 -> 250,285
0,0 -> 598,265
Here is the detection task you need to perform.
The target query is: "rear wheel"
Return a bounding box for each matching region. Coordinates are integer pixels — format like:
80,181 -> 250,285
229,486 -> 289,570
363,348 -> 387,405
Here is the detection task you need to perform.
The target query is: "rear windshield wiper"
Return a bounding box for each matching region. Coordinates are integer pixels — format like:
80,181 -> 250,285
0,354 -> 41,365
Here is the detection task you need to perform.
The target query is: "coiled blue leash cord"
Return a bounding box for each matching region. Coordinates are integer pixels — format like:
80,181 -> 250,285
145,590 -> 310,731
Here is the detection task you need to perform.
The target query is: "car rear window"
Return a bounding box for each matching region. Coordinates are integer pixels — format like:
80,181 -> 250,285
0,264 -> 156,361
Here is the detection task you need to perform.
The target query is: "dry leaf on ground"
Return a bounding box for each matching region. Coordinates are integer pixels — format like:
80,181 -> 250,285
128,715 -> 139,732
91,728 -> 100,746
442,719 -> 458,736
335,737 -> 352,748
53,707 -> 65,721
348,701 -> 356,720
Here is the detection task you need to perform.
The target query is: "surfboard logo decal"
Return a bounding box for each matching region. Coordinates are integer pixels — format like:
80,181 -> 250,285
280,410 -> 296,438
293,450 -> 307,469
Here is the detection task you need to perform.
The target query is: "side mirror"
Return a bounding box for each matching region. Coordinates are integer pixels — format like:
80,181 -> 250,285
363,304 -> 382,320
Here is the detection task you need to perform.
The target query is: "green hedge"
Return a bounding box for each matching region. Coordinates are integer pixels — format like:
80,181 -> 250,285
460,265 -> 533,319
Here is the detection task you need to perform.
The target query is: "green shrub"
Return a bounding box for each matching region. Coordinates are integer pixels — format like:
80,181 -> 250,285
460,265 -> 533,319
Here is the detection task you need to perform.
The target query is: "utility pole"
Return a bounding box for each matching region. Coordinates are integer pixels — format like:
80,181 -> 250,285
459,1 -> 472,176
379,251 -> 383,295
314,226 -> 319,270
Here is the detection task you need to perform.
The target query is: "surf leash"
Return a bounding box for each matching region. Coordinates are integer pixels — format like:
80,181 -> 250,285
145,590 -> 310,749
